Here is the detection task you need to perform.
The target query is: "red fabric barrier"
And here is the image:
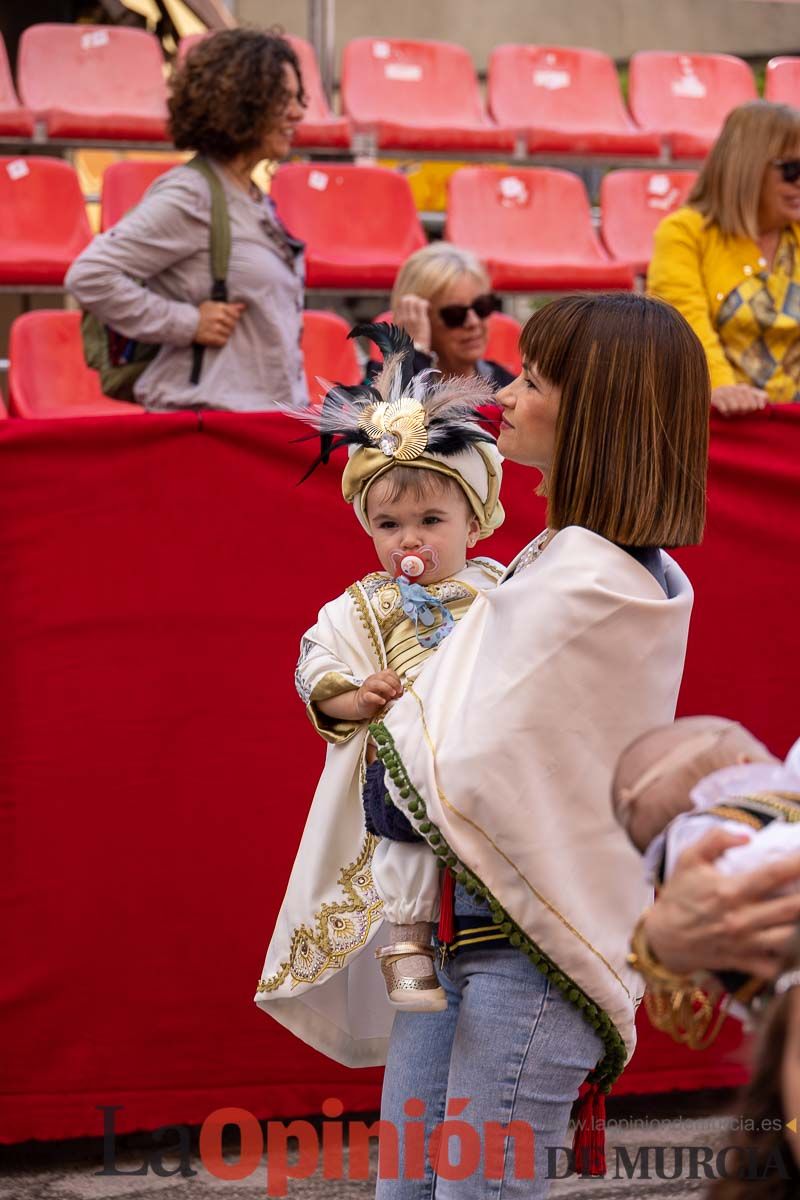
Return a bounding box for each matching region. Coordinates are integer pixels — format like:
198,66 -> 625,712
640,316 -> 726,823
2,407 -> 798,1144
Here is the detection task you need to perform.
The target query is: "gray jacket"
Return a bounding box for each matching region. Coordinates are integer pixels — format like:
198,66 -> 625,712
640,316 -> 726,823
66,161 -> 307,413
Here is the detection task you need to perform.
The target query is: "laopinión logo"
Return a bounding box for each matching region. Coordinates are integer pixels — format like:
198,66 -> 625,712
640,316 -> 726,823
98,1102 -> 796,1192
97,1099 -> 535,1196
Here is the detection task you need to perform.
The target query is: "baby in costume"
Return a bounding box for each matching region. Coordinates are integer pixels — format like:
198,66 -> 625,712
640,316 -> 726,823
613,715 -> 800,1032
613,715 -> 800,888
256,324 -> 505,1042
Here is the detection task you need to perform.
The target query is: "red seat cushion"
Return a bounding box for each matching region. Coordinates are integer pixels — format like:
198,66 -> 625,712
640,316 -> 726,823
270,164 -> 426,290
342,38 -> 514,153
18,24 -> 169,142
0,157 -> 92,286
489,44 -> 661,157
101,159 -> 184,232
446,167 -> 634,292
0,34 -> 34,137
765,56 -> 800,105
301,310 -> 362,403
600,169 -> 698,275
8,310 -> 144,418
628,52 -> 757,160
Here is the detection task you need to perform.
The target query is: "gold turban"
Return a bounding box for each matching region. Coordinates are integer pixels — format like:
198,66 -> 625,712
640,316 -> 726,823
343,442 -> 505,540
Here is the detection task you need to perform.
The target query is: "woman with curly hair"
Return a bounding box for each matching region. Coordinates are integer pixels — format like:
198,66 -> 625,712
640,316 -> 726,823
67,28 -> 308,412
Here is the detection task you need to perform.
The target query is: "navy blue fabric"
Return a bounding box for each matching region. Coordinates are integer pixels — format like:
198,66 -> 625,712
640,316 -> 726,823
621,545 -> 668,596
362,759 -> 422,842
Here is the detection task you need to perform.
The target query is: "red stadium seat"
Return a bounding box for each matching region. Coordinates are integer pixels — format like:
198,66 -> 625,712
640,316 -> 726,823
17,24 -> 169,141
0,33 -> 34,138
101,159 -> 184,231
484,311 -> 522,376
177,32 -> 350,150
628,52 -> 757,159
270,164 -> 426,289
8,311 -> 143,417
285,35 -> 351,149
765,57 -> 800,105
363,309 -> 522,376
600,169 -> 698,275
341,37 -> 514,153
0,157 -> 91,286
301,310 -> 362,402
488,45 -> 661,157
446,167 -> 634,292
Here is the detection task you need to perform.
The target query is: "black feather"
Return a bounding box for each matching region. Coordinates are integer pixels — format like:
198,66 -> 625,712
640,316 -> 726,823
427,428 -> 494,455
297,433 -> 368,484
349,321 -> 416,392
348,321 -> 413,359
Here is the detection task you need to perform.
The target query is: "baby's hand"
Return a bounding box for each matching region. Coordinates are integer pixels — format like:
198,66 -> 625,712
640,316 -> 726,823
355,671 -> 403,719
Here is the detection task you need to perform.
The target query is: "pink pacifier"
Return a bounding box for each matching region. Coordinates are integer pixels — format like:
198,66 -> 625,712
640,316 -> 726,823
399,554 -> 425,578
390,545 -> 440,579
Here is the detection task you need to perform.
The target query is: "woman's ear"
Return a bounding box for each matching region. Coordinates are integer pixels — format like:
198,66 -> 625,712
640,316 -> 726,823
467,516 -> 480,548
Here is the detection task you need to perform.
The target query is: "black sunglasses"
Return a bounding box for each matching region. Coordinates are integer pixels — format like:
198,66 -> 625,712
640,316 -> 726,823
773,159 -> 800,185
438,293 -> 499,329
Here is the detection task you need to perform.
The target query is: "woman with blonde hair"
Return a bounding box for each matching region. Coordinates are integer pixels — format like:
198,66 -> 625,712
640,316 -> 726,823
648,100 -> 800,414
373,292 -> 710,1198
366,242 -> 514,388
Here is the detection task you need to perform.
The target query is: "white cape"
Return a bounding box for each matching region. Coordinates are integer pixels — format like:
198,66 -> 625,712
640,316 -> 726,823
380,527 -> 693,1085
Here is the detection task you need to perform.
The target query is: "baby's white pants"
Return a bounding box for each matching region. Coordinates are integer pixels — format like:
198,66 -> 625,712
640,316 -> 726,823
371,839 -> 441,924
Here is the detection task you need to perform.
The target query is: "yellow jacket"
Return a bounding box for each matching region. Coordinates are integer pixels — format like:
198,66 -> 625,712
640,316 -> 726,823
647,206 -> 800,402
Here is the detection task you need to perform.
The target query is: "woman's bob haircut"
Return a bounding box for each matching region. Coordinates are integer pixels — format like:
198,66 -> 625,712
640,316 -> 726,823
520,292 -> 709,548
688,100 -> 800,241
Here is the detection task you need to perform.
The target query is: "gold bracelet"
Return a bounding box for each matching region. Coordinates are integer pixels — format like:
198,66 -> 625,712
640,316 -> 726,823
628,911 -> 728,1050
627,911 -> 694,989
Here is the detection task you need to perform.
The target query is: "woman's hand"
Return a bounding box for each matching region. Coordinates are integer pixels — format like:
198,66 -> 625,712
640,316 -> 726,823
644,828 -> 800,978
354,671 -> 403,719
393,294 -> 432,353
711,384 -> 768,415
195,300 -> 246,347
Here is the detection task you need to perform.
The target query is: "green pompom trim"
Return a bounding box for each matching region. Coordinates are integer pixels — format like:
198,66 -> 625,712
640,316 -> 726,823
371,724 -> 627,1092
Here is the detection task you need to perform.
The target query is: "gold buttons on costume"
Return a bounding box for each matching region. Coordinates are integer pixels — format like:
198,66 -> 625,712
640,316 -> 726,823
716,292 -> 725,301
743,265 -> 753,276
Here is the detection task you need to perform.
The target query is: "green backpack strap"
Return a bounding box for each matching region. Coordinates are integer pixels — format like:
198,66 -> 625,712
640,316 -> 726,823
186,154 -> 231,300
186,154 -> 232,386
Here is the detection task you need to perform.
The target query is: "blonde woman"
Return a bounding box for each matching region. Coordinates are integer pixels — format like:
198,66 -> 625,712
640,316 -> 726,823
366,243 -> 514,388
648,100 -> 800,414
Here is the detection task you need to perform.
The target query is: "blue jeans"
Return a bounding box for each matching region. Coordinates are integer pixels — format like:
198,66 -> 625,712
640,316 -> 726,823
376,942 -> 602,1199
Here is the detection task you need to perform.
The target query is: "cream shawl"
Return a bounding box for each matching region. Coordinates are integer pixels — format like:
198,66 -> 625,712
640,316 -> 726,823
377,526 -> 693,1088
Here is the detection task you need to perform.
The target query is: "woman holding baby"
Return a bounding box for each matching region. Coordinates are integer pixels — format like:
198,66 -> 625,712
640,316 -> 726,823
372,291 -> 712,1198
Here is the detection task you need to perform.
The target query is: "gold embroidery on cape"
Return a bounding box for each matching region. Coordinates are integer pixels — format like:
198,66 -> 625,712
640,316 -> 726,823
256,834 -> 382,993
404,681 -> 633,999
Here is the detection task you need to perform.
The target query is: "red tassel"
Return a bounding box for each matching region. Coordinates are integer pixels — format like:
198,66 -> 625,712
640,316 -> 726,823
572,1082 -> 607,1177
437,867 -> 455,946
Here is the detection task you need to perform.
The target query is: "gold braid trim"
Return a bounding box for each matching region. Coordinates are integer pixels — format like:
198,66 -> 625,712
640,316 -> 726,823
256,834 -> 382,994
346,583 -> 385,668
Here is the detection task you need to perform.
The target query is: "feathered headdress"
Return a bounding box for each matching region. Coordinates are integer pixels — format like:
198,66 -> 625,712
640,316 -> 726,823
294,322 -> 505,540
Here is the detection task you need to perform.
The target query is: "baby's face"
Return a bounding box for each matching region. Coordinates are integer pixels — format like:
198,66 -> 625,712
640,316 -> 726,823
618,724 -> 778,852
366,477 -> 479,585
